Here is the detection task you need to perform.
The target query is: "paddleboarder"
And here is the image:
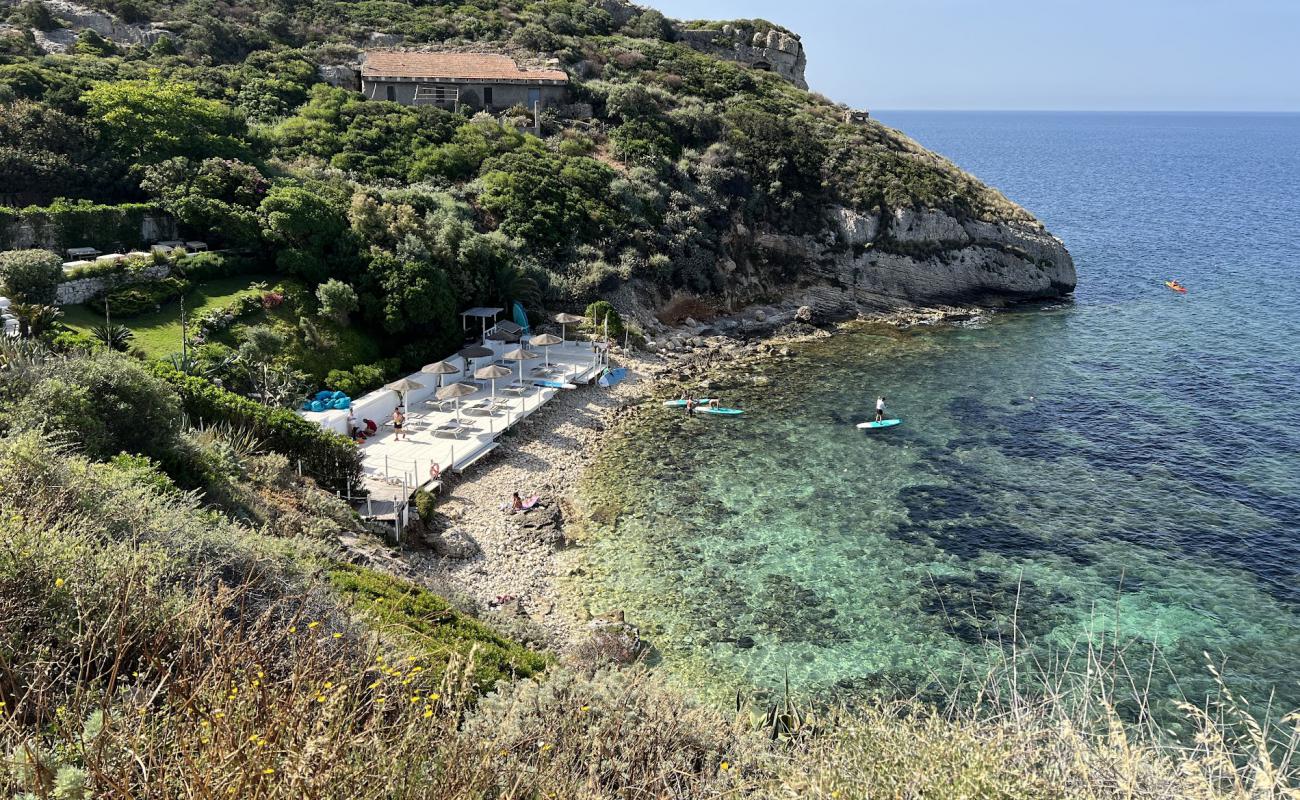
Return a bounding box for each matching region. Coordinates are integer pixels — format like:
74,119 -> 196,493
874,396 -> 886,423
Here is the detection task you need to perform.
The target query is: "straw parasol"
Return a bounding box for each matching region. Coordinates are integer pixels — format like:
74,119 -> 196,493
435,381 -> 478,422
501,347 -> 540,383
475,364 -> 513,402
421,361 -> 459,389
553,312 -> 583,343
528,333 -> 563,367
457,344 -> 495,374
486,328 -> 520,344
385,377 -> 424,411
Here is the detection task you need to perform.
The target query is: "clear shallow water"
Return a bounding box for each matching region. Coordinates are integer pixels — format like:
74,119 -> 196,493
572,113 -> 1300,713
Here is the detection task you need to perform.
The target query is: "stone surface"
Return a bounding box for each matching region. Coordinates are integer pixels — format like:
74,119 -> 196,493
833,206 -> 881,247
55,262 -> 171,306
430,527 -> 480,559
31,0 -> 172,52
675,26 -> 808,89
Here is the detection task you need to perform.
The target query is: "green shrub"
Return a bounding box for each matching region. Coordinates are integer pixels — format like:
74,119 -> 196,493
584,299 -> 625,338
324,362 -> 387,397
177,251 -> 262,282
91,276 -> 191,317
151,362 -> 360,490
0,248 -> 62,303
60,254 -> 154,281
412,488 -> 436,522
5,350 -> 181,462
327,564 -> 549,691
316,278 -> 358,324
0,200 -> 160,253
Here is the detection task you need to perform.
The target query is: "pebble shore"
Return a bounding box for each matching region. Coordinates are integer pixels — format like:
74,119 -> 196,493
338,303 -> 985,651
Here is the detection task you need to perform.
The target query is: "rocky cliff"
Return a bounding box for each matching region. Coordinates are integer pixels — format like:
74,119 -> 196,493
674,25 -> 808,89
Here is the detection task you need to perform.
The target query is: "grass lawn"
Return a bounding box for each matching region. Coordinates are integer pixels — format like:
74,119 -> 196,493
61,275 -> 273,360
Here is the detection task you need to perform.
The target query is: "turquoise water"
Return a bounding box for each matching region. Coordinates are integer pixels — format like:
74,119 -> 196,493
573,113 -> 1300,713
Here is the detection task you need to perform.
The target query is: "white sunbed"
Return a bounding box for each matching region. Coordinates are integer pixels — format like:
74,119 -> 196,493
501,381 -> 532,396
432,421 -> 465,438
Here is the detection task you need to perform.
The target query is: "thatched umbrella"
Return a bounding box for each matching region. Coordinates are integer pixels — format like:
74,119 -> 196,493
457,345 -> 495,376
475,364 -> 513,402
502,348 -> 540,383
486,328 -> 520,344
553,312 -> 583,343
435,381 -> 478,423
529,333 -> 563,367
385,377 -> 424,411
421,361 -> 459,389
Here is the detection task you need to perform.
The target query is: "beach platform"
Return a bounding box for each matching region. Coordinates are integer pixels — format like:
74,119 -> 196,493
305,338 -> 607,526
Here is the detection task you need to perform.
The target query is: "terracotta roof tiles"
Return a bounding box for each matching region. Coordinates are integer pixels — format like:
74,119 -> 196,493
362,52 -> 568,83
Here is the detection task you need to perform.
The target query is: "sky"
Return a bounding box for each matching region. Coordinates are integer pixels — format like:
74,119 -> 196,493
642,1 -> 1300,112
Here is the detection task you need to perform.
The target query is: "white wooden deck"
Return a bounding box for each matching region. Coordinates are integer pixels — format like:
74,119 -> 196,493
355,341 -> 605,513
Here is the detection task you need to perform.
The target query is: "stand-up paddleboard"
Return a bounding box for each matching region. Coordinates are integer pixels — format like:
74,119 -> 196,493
663,398 -> 717,407
696,407 -> 745,416
598,367 -> 628,387
536,379 -> 578,390
858,419 -> 902,430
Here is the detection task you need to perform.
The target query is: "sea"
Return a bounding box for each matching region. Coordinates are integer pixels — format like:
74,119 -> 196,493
569,112 -> 1300,717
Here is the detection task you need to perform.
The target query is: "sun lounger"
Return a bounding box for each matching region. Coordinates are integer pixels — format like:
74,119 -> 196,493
501,382 -> 531,396
433,422 -> 465,438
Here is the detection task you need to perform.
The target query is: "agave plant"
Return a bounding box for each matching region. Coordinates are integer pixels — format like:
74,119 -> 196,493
736,669 -> 820,742
91,322 -> 134,352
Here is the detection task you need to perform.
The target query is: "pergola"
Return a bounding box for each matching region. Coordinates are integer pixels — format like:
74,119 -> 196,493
460,307 -> 504,343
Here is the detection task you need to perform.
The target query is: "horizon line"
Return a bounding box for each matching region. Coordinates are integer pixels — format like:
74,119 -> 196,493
869,108 -> 1300,115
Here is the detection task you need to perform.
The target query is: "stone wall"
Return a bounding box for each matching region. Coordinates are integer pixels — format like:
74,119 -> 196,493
55,262 -> 171,306
1,212 -> 175,254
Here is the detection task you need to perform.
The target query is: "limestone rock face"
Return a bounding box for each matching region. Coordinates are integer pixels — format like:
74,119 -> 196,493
889,208 -> 972,247
676,205 -> 1076,319
31,0 -> 173,52
675,26 -> 808,89
833,207 -> 881,248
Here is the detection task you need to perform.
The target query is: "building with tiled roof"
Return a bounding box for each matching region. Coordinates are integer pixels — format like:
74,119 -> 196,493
361,52 -> 568,112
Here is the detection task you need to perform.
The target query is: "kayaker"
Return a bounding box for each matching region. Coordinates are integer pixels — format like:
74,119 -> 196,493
875,396 -> 886,423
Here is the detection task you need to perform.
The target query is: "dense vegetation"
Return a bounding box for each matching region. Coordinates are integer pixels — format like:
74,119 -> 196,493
0,0 -> 1030,405
7,3 -> 1290,798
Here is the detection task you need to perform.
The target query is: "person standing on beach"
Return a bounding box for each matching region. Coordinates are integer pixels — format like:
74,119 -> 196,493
874,396 -> 886,423
392,407 -> 406,440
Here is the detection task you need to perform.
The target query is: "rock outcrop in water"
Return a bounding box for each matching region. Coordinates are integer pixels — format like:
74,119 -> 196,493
737,206 -> 1076,316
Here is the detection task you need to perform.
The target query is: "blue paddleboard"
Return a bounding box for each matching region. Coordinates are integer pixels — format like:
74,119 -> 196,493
857,419 -> 902,430
536,380 -> 577,390
663,398 -> 717,407
697,407 -> 745,416
598,367 -> 628,387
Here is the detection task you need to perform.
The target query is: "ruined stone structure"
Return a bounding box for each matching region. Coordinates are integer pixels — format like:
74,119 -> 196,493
674,25 -> 808,89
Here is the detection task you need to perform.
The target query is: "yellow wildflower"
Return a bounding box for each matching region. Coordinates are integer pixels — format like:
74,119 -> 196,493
55,578 -> 65,588
307,621 -> 321,629
720,762 -> 730,771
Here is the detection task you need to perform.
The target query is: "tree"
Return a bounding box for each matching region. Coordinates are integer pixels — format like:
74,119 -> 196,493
0,249 -> 62,304
0,100 -> 107,198
141,157 -> 268,247
258,185 -> 355,282
315,279 -> 358,325
82,79 -> 245,164
73,29 -> 115,56
8,303 -> 62,337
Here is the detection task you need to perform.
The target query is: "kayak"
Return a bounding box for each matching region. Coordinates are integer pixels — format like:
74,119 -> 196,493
598,367 -> 628,387
536,380 -> 578,390
1165,281 -> 1187,294
663,398 -> 717,407
696,407 -> 745,416
857,419 -> 902,430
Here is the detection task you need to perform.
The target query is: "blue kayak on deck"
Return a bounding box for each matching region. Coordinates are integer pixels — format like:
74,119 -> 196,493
598,367 -> 628,387
696,407 -> 745,416
857,419 -> 902,430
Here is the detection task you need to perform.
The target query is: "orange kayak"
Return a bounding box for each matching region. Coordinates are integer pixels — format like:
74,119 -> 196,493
1165,281 -> 1187,294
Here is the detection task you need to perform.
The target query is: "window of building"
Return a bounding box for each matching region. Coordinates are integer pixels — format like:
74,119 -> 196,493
386,85 -> 396,102
483,87 -> 494,106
